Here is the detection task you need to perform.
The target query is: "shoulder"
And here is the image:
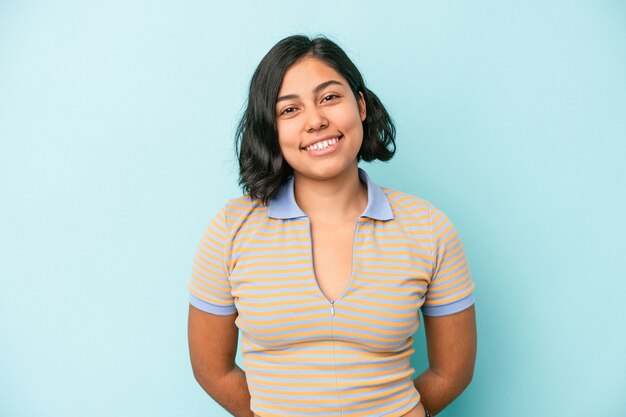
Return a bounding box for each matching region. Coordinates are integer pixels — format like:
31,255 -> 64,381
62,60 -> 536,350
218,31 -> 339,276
379,187 -> 462,242
381,187 -> 433,219
218,195 -> 268,227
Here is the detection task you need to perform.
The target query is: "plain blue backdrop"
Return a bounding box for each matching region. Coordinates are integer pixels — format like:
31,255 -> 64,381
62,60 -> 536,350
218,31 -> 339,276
1,1 -> 625,416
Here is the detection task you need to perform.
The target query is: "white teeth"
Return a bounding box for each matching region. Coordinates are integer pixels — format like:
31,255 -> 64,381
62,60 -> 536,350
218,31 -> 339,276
305,137 -> 339,151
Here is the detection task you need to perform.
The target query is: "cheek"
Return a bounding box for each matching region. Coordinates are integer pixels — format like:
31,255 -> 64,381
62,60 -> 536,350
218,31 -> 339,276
276,123 -> 291,146
342,112 -> 365,148
337,105 -> 365,131
276,122 -> 301,156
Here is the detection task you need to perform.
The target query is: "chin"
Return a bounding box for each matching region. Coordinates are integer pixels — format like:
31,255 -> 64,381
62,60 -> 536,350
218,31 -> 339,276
298,163 -> 358,181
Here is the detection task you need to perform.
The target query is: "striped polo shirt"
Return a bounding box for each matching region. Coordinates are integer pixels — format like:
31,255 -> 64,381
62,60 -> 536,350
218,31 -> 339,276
189,168 -> 475,417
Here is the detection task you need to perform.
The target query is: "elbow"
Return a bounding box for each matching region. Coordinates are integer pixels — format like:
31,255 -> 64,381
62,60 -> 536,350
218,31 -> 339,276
192,366 -> 207,385
456,361 -> 475,394
191,358 -> 240,397
191,364 -> 225,395
443,368 -> 474,401
192,367 -> 213,392
461,367 -> 474,390
455,358 -> 475,391
432,363 -> 475,395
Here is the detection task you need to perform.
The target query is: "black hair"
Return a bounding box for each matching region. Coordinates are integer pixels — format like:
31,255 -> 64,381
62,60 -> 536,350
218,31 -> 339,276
235,34 -> 396,204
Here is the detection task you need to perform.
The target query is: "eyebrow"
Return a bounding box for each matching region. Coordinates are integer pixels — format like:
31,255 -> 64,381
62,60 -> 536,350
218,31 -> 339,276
276,80 -> 344,103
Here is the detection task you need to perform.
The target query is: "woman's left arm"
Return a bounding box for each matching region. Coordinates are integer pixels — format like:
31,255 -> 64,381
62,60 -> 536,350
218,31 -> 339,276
413,305 -> 477,416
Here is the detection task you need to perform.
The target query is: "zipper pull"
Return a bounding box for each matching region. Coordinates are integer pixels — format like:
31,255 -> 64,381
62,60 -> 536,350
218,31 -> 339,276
330,302 -> 335,317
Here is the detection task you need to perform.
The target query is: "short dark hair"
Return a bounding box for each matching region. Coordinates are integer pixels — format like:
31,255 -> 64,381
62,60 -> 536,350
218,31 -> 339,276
235,35 -> 396,204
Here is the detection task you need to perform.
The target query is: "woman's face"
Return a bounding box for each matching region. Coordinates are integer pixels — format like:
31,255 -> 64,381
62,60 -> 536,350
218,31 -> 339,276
275,57 -> 366,182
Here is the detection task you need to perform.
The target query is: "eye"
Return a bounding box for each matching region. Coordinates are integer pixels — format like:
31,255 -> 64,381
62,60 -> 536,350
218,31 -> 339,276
279,106 -> 297,115
322,94 -> 339,103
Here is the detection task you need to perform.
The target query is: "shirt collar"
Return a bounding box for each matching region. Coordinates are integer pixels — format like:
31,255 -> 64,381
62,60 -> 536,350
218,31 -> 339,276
267,168 -> 393,221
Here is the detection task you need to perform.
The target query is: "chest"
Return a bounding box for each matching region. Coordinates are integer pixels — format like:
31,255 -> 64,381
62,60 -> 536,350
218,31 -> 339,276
228,218 -> 432,350
309,219 -> 356,302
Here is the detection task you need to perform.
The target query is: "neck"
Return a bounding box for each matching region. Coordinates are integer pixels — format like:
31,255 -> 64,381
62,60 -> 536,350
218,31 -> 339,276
293,165 -> 368,222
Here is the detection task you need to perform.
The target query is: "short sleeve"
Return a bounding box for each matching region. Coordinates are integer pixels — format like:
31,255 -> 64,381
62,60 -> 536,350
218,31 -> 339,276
188,206 -> 237,315
421,205 -> 475,317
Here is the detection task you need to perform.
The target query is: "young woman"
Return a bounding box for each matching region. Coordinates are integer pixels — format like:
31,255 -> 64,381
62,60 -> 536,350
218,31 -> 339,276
188,35 -> 476,417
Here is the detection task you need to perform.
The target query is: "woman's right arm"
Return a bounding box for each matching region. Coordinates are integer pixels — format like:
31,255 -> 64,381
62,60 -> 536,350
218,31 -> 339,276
188,304 -> 254,417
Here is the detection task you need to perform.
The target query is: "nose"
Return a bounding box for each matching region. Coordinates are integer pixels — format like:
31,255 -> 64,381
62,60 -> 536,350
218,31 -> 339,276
304,107 -> 328,132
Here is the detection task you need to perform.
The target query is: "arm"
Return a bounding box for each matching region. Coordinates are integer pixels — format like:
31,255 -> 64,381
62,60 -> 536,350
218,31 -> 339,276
188,304 -> 254,417
413,305 -> 477,415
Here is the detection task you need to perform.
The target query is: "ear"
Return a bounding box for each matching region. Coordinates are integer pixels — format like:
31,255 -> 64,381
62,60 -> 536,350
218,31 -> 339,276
358,91 -> 367,122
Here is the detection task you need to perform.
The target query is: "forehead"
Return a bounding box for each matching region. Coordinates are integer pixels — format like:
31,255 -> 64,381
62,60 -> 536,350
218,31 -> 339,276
278,57 -> 348,93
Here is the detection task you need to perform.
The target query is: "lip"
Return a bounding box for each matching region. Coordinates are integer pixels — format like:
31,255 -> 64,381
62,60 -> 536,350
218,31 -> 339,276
300,134 -> 343,150
301,135 -> 343,156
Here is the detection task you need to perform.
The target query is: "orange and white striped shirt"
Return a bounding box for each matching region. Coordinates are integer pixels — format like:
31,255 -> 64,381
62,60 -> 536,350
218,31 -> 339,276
189,168 -> 475,417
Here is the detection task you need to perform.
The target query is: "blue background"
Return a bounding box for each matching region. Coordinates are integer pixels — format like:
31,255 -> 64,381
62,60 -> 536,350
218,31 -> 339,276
1,1 -> 625,416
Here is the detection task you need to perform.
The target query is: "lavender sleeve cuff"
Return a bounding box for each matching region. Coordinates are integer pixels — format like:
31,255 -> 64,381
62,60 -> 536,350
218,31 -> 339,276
189,293 -> 237,316
421,292 -> 475,317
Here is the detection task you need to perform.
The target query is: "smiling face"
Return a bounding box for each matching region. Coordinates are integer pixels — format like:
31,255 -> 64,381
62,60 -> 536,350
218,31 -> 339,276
275,56 -> 366,182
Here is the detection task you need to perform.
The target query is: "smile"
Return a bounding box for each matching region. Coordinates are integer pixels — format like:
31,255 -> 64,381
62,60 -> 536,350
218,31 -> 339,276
302,136 -> 342,151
